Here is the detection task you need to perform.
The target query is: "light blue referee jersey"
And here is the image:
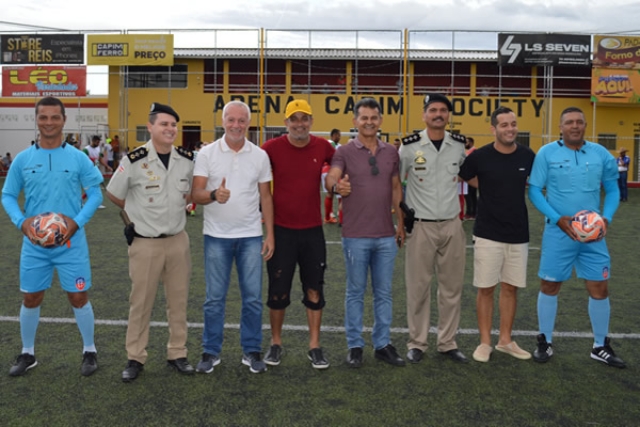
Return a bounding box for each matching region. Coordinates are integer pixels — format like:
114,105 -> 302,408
529,140 -> 618,218
2,142 -> 103,220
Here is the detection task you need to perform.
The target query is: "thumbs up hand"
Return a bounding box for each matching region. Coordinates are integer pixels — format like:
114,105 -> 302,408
337,174 -> 351,197
216,177 -> 231,204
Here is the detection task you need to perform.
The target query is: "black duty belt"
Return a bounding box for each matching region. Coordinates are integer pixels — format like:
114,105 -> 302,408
415,218 -> 454,223
134,232 -> 174,239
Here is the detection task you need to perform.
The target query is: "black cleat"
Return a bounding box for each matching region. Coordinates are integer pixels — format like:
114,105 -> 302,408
591,337 -> 626,369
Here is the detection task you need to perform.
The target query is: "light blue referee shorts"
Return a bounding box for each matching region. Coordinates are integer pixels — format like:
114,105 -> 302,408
19,229 -> 93,293
538,224 -> 610,283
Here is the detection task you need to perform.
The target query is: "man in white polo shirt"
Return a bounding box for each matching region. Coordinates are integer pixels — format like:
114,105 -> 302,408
190,100 -> 274,374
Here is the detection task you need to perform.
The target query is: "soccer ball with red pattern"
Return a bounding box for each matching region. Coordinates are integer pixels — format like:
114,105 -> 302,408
571,210 -> 605,243
30,212 -> 68,247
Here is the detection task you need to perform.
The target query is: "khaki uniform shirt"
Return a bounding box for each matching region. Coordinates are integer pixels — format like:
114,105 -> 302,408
107,140 -> 194,237
399,129 -> 466,220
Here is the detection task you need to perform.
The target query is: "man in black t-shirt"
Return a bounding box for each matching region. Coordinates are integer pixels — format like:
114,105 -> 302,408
459,107 -> 535,363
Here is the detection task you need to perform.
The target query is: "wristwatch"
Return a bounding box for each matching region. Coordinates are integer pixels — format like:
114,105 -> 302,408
210,189 -> 217,202
332,184 -> 337,194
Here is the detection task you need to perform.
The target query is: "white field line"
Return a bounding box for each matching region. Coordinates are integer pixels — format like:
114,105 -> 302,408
0,316 -> 638,339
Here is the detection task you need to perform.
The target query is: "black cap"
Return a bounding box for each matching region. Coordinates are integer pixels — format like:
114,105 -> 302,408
149,102 -> 180,122
423,94 -> 452,112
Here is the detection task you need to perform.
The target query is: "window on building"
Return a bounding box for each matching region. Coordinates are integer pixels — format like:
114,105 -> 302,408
598,133 -> 616,150
136,126 -> 150,142
516,132 -> 530,147
204,59 -> 223,93
477,63 -> 531,97
413,61 -> 471,96
126,64 -> 188,89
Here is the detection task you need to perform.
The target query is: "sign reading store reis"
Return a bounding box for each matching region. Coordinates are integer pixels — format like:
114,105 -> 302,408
2,66 -> 87,97
498,33 -> 590,67
1,34 -> 84,64
86,34 -> 173,66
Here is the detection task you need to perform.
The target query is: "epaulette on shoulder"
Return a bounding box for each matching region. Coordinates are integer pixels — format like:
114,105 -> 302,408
402,133 -> 421,145
450,133 -> 466,144
175,146 -> 194,161
128,147 -> 148,163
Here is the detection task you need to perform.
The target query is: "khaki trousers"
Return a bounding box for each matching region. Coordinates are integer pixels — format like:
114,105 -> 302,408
126,230 -> 191,363
405,219 -> 466,352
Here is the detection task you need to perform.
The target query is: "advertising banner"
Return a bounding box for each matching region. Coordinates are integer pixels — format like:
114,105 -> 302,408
86,34 -> 174,66
2,66 -> 87,97
1,34 -> 84,64
591,68 -> 640,104
498,33 -> 591,67
593,35 -> 640,69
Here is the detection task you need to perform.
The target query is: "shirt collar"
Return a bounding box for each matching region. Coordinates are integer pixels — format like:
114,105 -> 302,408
219,136 -> 253,153
352,136 -> 386,151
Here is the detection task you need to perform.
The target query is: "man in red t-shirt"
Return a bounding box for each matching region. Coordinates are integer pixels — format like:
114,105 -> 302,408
261,99 -> 335,369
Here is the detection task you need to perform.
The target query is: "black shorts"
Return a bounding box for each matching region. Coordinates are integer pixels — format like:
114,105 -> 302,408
266,225 -> 326,310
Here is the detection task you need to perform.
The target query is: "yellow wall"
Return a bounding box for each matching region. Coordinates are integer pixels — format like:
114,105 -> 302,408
107,59 -> 639,178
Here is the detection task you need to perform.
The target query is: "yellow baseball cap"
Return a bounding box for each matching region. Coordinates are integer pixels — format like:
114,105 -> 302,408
285,99 -> 313,118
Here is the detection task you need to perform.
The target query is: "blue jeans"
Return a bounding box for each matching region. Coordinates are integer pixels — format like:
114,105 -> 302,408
342,236 -> 398,350
202,235 -> 263,356
618,171 -> 628,201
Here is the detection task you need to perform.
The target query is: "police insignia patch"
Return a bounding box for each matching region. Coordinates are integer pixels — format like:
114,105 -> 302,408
175,146 -> 194,160
128,147 -> 149,163
402,133 -> 421,145
450,133 -> 466,144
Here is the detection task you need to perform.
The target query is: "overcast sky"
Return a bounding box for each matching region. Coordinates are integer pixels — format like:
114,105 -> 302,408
2,0 -> 639,35
2,0 -> 640,94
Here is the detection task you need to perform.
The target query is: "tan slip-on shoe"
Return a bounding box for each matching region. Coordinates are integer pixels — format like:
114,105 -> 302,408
495,341 -> 532,360
472,343 -> 493,363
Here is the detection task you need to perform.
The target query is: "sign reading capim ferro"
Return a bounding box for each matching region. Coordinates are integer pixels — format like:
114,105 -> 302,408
498,33 -> 591,67
86,34 -> 173,66
1,34 -> 84,64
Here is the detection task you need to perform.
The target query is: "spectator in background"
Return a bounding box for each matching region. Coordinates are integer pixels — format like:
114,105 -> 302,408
616,147 -> 630,202
2,152 -> 12,170
104,138 -> 114,170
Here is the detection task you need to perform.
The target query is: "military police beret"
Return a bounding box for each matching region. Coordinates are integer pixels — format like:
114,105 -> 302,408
423,94 -> 453,112
149,102 -> 180,122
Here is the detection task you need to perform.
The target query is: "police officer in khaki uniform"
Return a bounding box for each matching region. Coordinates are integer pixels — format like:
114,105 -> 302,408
106,103 -> 196,382
399,94 -> 468,364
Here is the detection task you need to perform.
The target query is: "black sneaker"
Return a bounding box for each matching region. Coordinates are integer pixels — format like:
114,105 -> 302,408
264,344 -> 283,366
196,353 -> 220,374
81,352 -> 98,376
308,348 -> 330,370
591,337 -> 626,369
242,352 -> 267,374
533,333 -> 553,363
9,353 -> 37,377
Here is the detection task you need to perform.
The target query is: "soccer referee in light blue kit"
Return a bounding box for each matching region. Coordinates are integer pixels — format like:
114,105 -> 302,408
1,96 -> 104,377
528,106 -> 625,368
